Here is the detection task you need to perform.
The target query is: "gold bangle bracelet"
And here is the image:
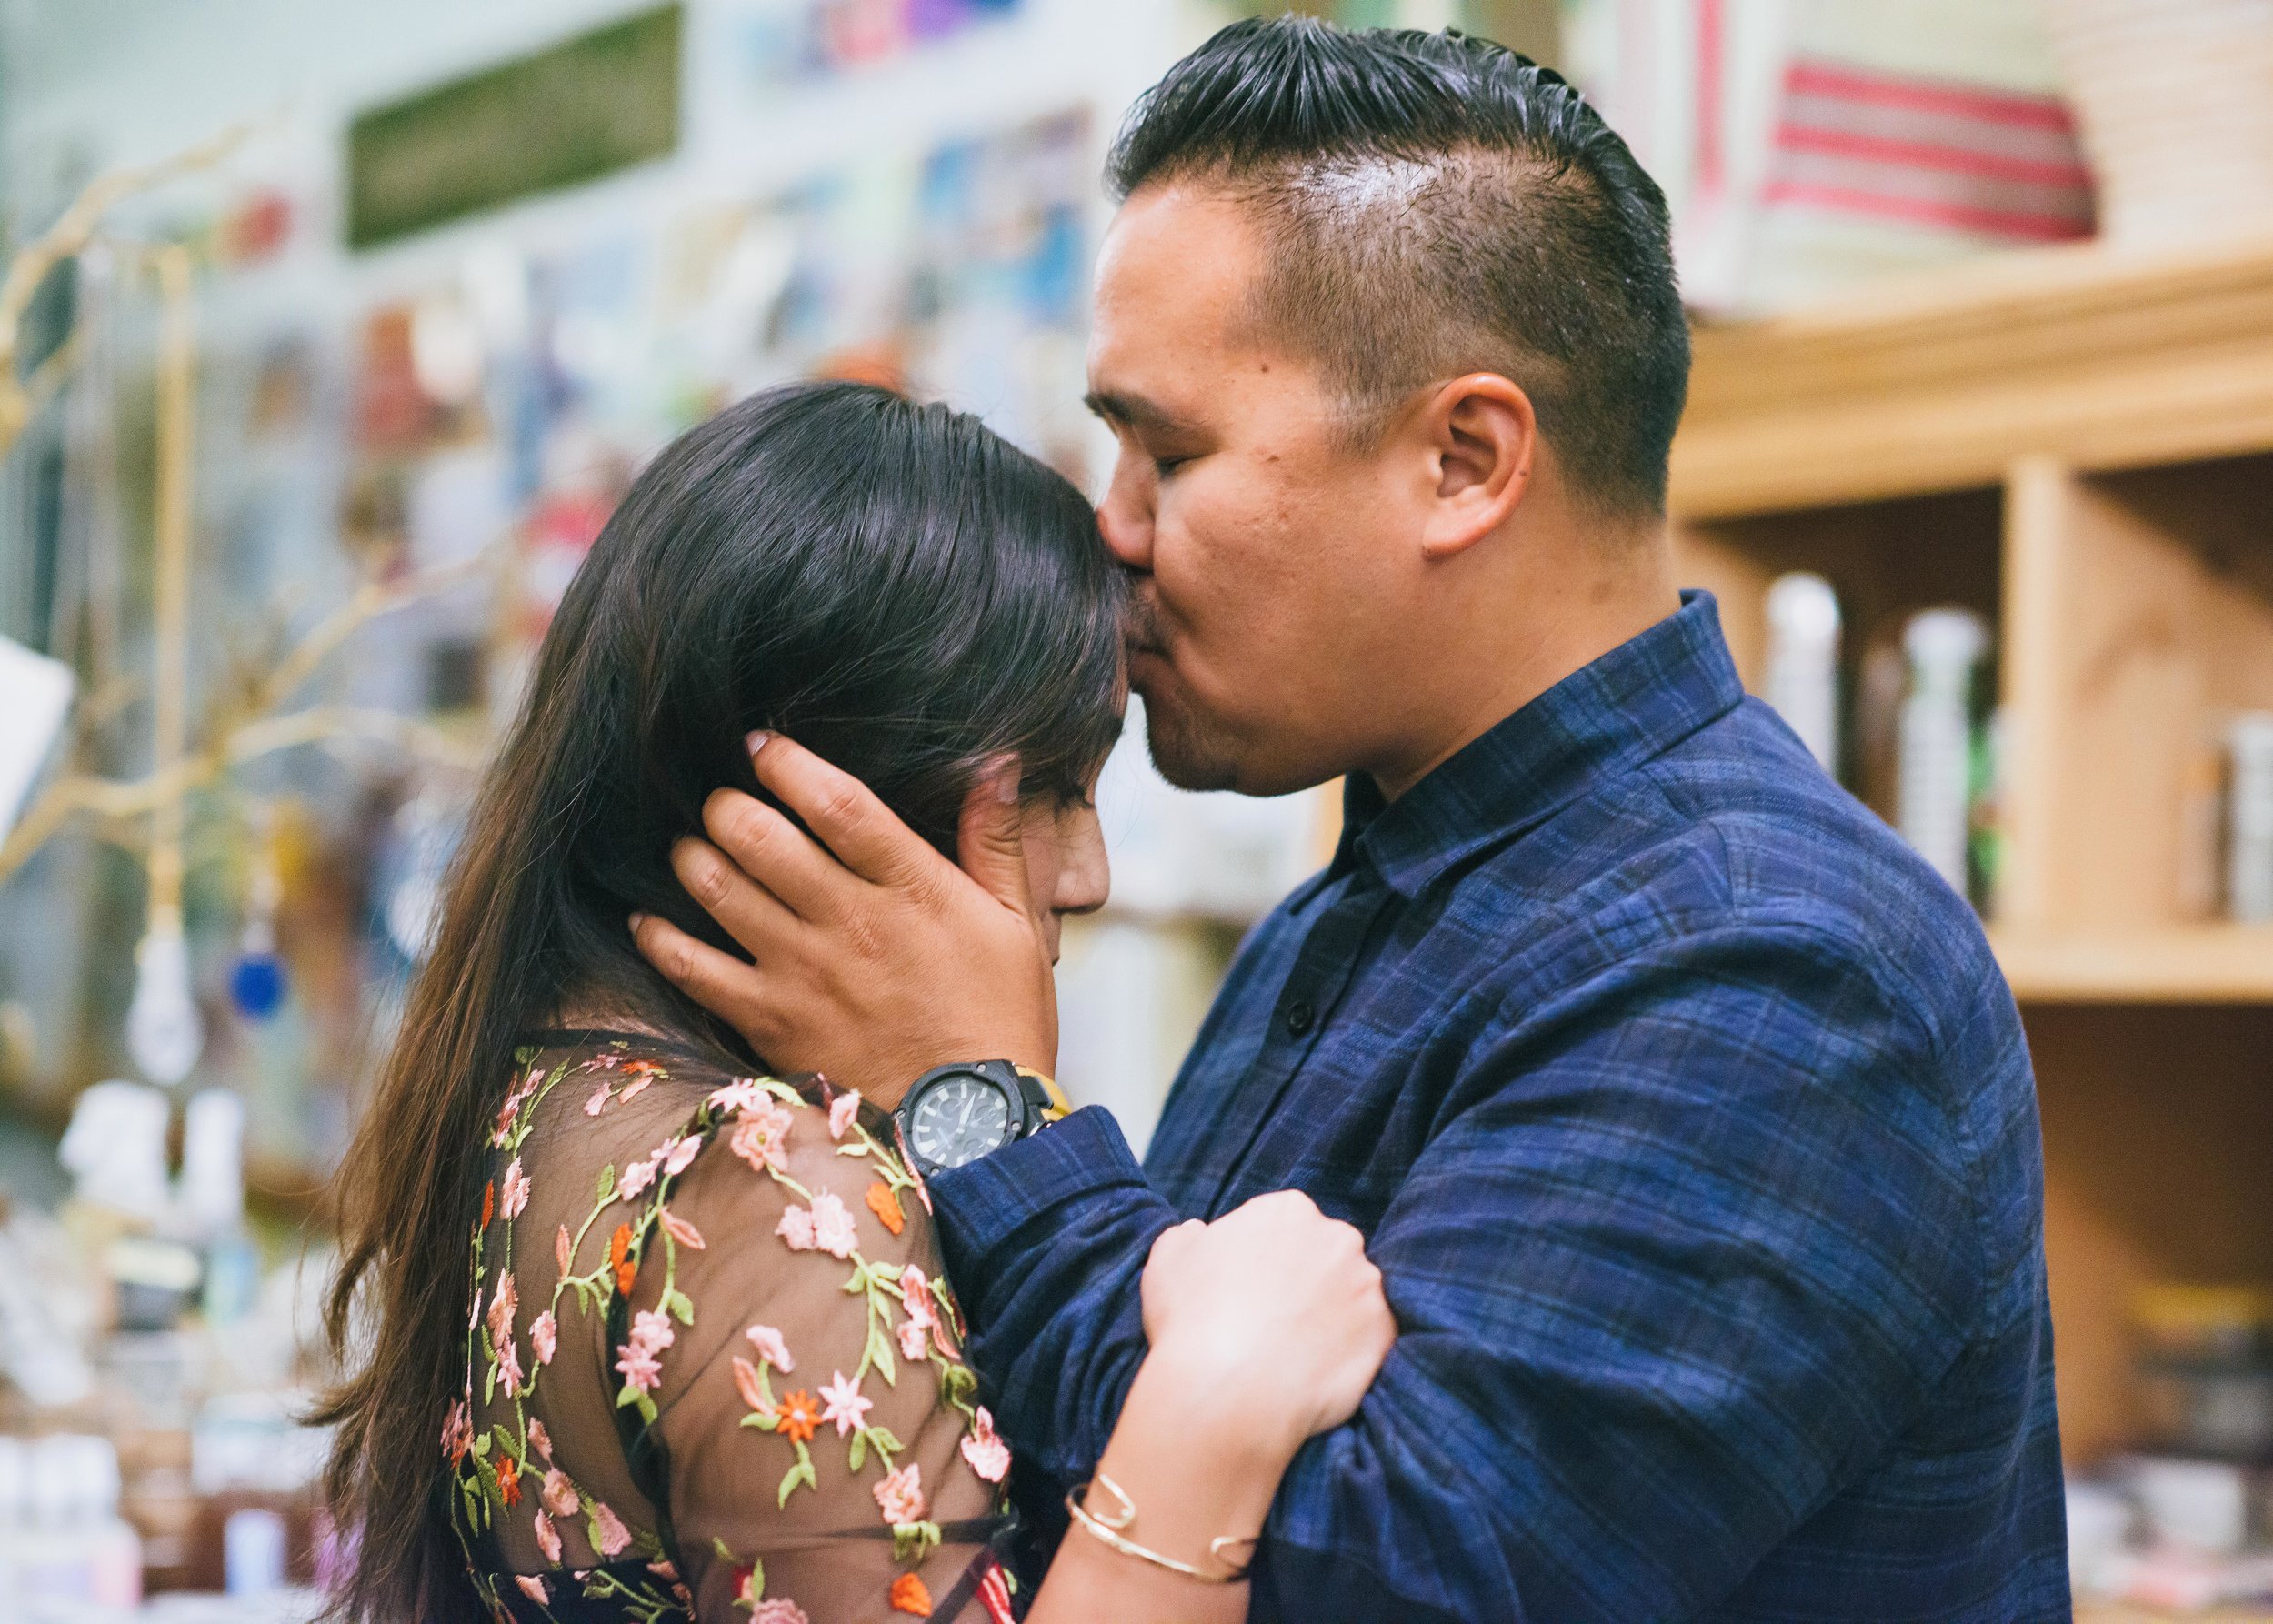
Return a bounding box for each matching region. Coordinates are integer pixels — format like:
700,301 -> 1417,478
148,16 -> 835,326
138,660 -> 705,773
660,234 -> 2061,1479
1064,1472 -> 1258,1584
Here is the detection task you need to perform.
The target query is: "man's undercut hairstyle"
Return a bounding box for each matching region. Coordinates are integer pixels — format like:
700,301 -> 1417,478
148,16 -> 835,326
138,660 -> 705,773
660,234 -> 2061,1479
1108,16 -> 1689,517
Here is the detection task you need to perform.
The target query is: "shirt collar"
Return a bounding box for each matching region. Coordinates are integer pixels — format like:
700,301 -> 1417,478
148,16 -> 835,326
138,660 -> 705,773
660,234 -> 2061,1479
1334,591 -> 1745,900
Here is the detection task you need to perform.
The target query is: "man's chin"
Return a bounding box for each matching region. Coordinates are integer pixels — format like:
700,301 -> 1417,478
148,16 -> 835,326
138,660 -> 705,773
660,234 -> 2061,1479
1138,690 -> 1245,793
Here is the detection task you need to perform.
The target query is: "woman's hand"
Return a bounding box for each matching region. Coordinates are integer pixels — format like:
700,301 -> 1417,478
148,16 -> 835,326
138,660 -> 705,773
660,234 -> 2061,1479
1139,1190 -> 1396,1459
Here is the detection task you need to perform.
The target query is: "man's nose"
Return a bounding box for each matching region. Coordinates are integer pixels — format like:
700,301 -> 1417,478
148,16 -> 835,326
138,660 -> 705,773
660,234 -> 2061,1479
1096,459 -> 1154,571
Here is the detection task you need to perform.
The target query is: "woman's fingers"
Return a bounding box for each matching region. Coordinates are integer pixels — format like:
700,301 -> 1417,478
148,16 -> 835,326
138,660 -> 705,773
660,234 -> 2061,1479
671,834 -> 801,955
699,789 -> 850,925
748,732 -> 945,888
629,912 -> 785,1051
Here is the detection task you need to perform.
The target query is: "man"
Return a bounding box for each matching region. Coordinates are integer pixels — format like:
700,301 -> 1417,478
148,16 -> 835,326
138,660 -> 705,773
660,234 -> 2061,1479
634,18 -> 2068,1620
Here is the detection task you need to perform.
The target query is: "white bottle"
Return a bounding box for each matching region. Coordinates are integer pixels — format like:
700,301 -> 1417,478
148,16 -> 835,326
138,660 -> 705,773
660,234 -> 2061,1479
1898,608 -> 1989,895
1764,573 -> 1842,774
2229,712 -> 2273,923
16,1435 -> 141,1609
182,1088 -> 261,1328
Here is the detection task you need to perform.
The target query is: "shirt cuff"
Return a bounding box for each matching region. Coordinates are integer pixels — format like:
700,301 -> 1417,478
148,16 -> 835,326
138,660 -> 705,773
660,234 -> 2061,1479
929,1106 -> 1148,1270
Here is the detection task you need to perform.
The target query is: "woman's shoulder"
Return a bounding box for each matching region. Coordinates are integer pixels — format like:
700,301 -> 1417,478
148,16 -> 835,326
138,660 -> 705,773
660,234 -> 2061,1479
497,1029 -> 927,1251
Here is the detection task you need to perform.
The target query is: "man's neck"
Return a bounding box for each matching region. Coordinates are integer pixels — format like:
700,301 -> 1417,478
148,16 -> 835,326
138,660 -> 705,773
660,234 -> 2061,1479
1367,543 -> 1681,804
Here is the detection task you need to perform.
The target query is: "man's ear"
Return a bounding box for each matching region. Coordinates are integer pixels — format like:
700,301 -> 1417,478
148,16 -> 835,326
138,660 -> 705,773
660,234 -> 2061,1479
1418,373 -> 1536,561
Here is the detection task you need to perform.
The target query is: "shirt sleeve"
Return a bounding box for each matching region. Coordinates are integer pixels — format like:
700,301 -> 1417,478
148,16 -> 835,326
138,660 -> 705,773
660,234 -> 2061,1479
636,1083 -> 1007,1622
932,920 -> 1990,1622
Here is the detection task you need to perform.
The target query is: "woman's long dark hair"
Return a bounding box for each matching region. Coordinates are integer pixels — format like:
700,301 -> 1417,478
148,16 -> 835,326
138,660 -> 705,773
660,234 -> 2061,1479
315,382 -> 1126,1623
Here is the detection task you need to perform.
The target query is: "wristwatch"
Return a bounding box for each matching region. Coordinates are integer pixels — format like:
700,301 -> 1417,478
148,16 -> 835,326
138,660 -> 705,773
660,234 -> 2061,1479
895,1060 -> 1067,1178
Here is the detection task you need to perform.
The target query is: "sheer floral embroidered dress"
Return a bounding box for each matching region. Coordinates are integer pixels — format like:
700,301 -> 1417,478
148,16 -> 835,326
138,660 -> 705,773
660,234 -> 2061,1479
446,1032 -> 1017,1623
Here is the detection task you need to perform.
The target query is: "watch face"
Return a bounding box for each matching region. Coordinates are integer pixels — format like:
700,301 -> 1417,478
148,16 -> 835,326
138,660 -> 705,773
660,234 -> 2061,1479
907,1070 -> 1016,1171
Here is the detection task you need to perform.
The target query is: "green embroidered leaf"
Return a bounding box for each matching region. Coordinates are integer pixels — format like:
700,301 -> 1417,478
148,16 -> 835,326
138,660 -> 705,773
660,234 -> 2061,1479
739,1410 -> 779,1431
711,1537 -> 736,1564
942,1363 -> 978,1406
847,1431 -> 866,1473
836,1140 -> 870,1158
596,1164 -> 616,1201
748,1556 -> 765,1599
470,1431 -> 493,1458
492,1425 -> 518,1460
866,1318 -> 897,1387
776,1448 -> 817,1508
891,1519 -> 944,1563
663,1287 -> 695,1326
514,1045 -> 537,1066
866,1426 -> 905,1454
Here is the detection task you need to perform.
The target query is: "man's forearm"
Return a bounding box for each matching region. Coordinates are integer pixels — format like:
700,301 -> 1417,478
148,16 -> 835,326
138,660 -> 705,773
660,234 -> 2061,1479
930,1107 -> 1185,1482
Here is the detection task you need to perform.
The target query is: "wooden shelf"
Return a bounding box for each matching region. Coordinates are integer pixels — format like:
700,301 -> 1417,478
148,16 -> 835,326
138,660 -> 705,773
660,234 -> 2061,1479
1673,230 -> 2273,519
1994,927 -> 2273,1004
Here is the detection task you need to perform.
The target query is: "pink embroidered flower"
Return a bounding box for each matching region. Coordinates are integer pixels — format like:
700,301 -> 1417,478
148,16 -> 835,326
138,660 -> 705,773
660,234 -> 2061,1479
530,1309 -> 557,1366
486,1273 -> 518,1350
631,1307 -> 675,1354
499,1158 -> 531,1221
901,1266 -> 937,1327
746,1323 -> 795,1372
751,1600 -> 809,1624
776,1204 -> 816,1251
617,1154 -> 659,1203
731,1101 -> 796,1174
731,1356 -> 767,1413
874,1462 -> 926,1526
960,1406 -> 1011,1484
532,1508 -> 562,1564
615,1306 -> 675,1392
659,1208 -> 706,1251
809,1189 -> 858,1258
897,1318 -> 929,1361
591,1500 -> 632,1557
585,1077 -> 614,1117
615,1339 -> 665,1393
707,1078 -> 766,1115
828,1089 -> 861,1141
540,1469 -> 580,1518
516,1574 -> 550,1603
527,1418 -> 554,1464
648,1558 -> 679,1581
818,1369 -> 872,1438
441,1400 -> 473,1465
555,1224 -> 574,1274
496,1336 -> 526,1399
663,1133 -> 704,1177
592,1051 -> 622,1069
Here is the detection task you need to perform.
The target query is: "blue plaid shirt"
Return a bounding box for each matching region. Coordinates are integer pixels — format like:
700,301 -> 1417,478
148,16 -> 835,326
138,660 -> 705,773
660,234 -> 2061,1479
932,593 -> 2068,1622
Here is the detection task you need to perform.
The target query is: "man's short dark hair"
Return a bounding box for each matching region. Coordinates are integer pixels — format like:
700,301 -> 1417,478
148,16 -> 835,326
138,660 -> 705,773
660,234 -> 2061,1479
1108,16 -> 1689,518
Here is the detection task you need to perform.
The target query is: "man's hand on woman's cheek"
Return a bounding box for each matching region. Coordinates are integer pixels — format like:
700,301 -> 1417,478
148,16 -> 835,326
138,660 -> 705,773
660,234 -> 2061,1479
629,732 -> 1059,1108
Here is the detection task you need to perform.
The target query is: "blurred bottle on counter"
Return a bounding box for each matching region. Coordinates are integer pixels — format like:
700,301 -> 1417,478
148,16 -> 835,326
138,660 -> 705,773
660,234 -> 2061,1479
183,1090 -> 260,1330
1764,572 -> 1841,775
2228,713 -> 2273,925
0,1434 -> 145,1609
1897,608 -> 1990,902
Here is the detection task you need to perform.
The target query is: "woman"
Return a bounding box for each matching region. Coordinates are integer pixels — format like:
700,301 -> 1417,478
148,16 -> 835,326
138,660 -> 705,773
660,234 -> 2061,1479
318,381 -> 1393,1623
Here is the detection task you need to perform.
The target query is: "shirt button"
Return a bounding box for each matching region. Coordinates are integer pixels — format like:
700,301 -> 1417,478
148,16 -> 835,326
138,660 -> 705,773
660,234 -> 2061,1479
1283,1000 -> 1316,1038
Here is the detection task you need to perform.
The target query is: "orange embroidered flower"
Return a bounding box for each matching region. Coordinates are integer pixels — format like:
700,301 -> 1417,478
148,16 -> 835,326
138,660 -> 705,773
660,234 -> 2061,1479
481,1180 -> 496,1229
496,1455 -> 522,1508
776,1389 -> 821,1445
608,1222 -> 636,1296
889,1573 -> 934,1616
866,1181 -> 905,1236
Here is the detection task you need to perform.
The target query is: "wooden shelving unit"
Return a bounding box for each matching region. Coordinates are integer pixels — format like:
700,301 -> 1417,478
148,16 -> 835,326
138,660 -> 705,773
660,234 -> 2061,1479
1670,229 -> 2273,1475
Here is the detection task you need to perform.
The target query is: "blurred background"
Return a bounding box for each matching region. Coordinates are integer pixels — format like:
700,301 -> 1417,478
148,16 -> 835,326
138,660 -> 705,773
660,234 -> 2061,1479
0,0 -> 2268,1616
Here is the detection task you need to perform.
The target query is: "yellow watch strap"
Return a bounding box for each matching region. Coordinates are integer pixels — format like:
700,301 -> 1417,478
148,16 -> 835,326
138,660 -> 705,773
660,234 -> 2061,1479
1014,1065 -> 1070,1121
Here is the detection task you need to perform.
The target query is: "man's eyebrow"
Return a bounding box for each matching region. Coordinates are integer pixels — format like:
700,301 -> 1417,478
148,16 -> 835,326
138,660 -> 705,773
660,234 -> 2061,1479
1083,390 -> 1191,435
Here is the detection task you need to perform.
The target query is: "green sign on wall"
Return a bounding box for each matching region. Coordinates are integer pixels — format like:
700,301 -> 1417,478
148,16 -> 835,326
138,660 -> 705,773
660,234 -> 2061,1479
346,5 -> 682,250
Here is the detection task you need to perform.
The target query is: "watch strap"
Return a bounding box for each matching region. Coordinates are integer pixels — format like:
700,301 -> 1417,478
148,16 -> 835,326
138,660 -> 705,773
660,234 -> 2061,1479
1014,1065 -> 1069,1123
